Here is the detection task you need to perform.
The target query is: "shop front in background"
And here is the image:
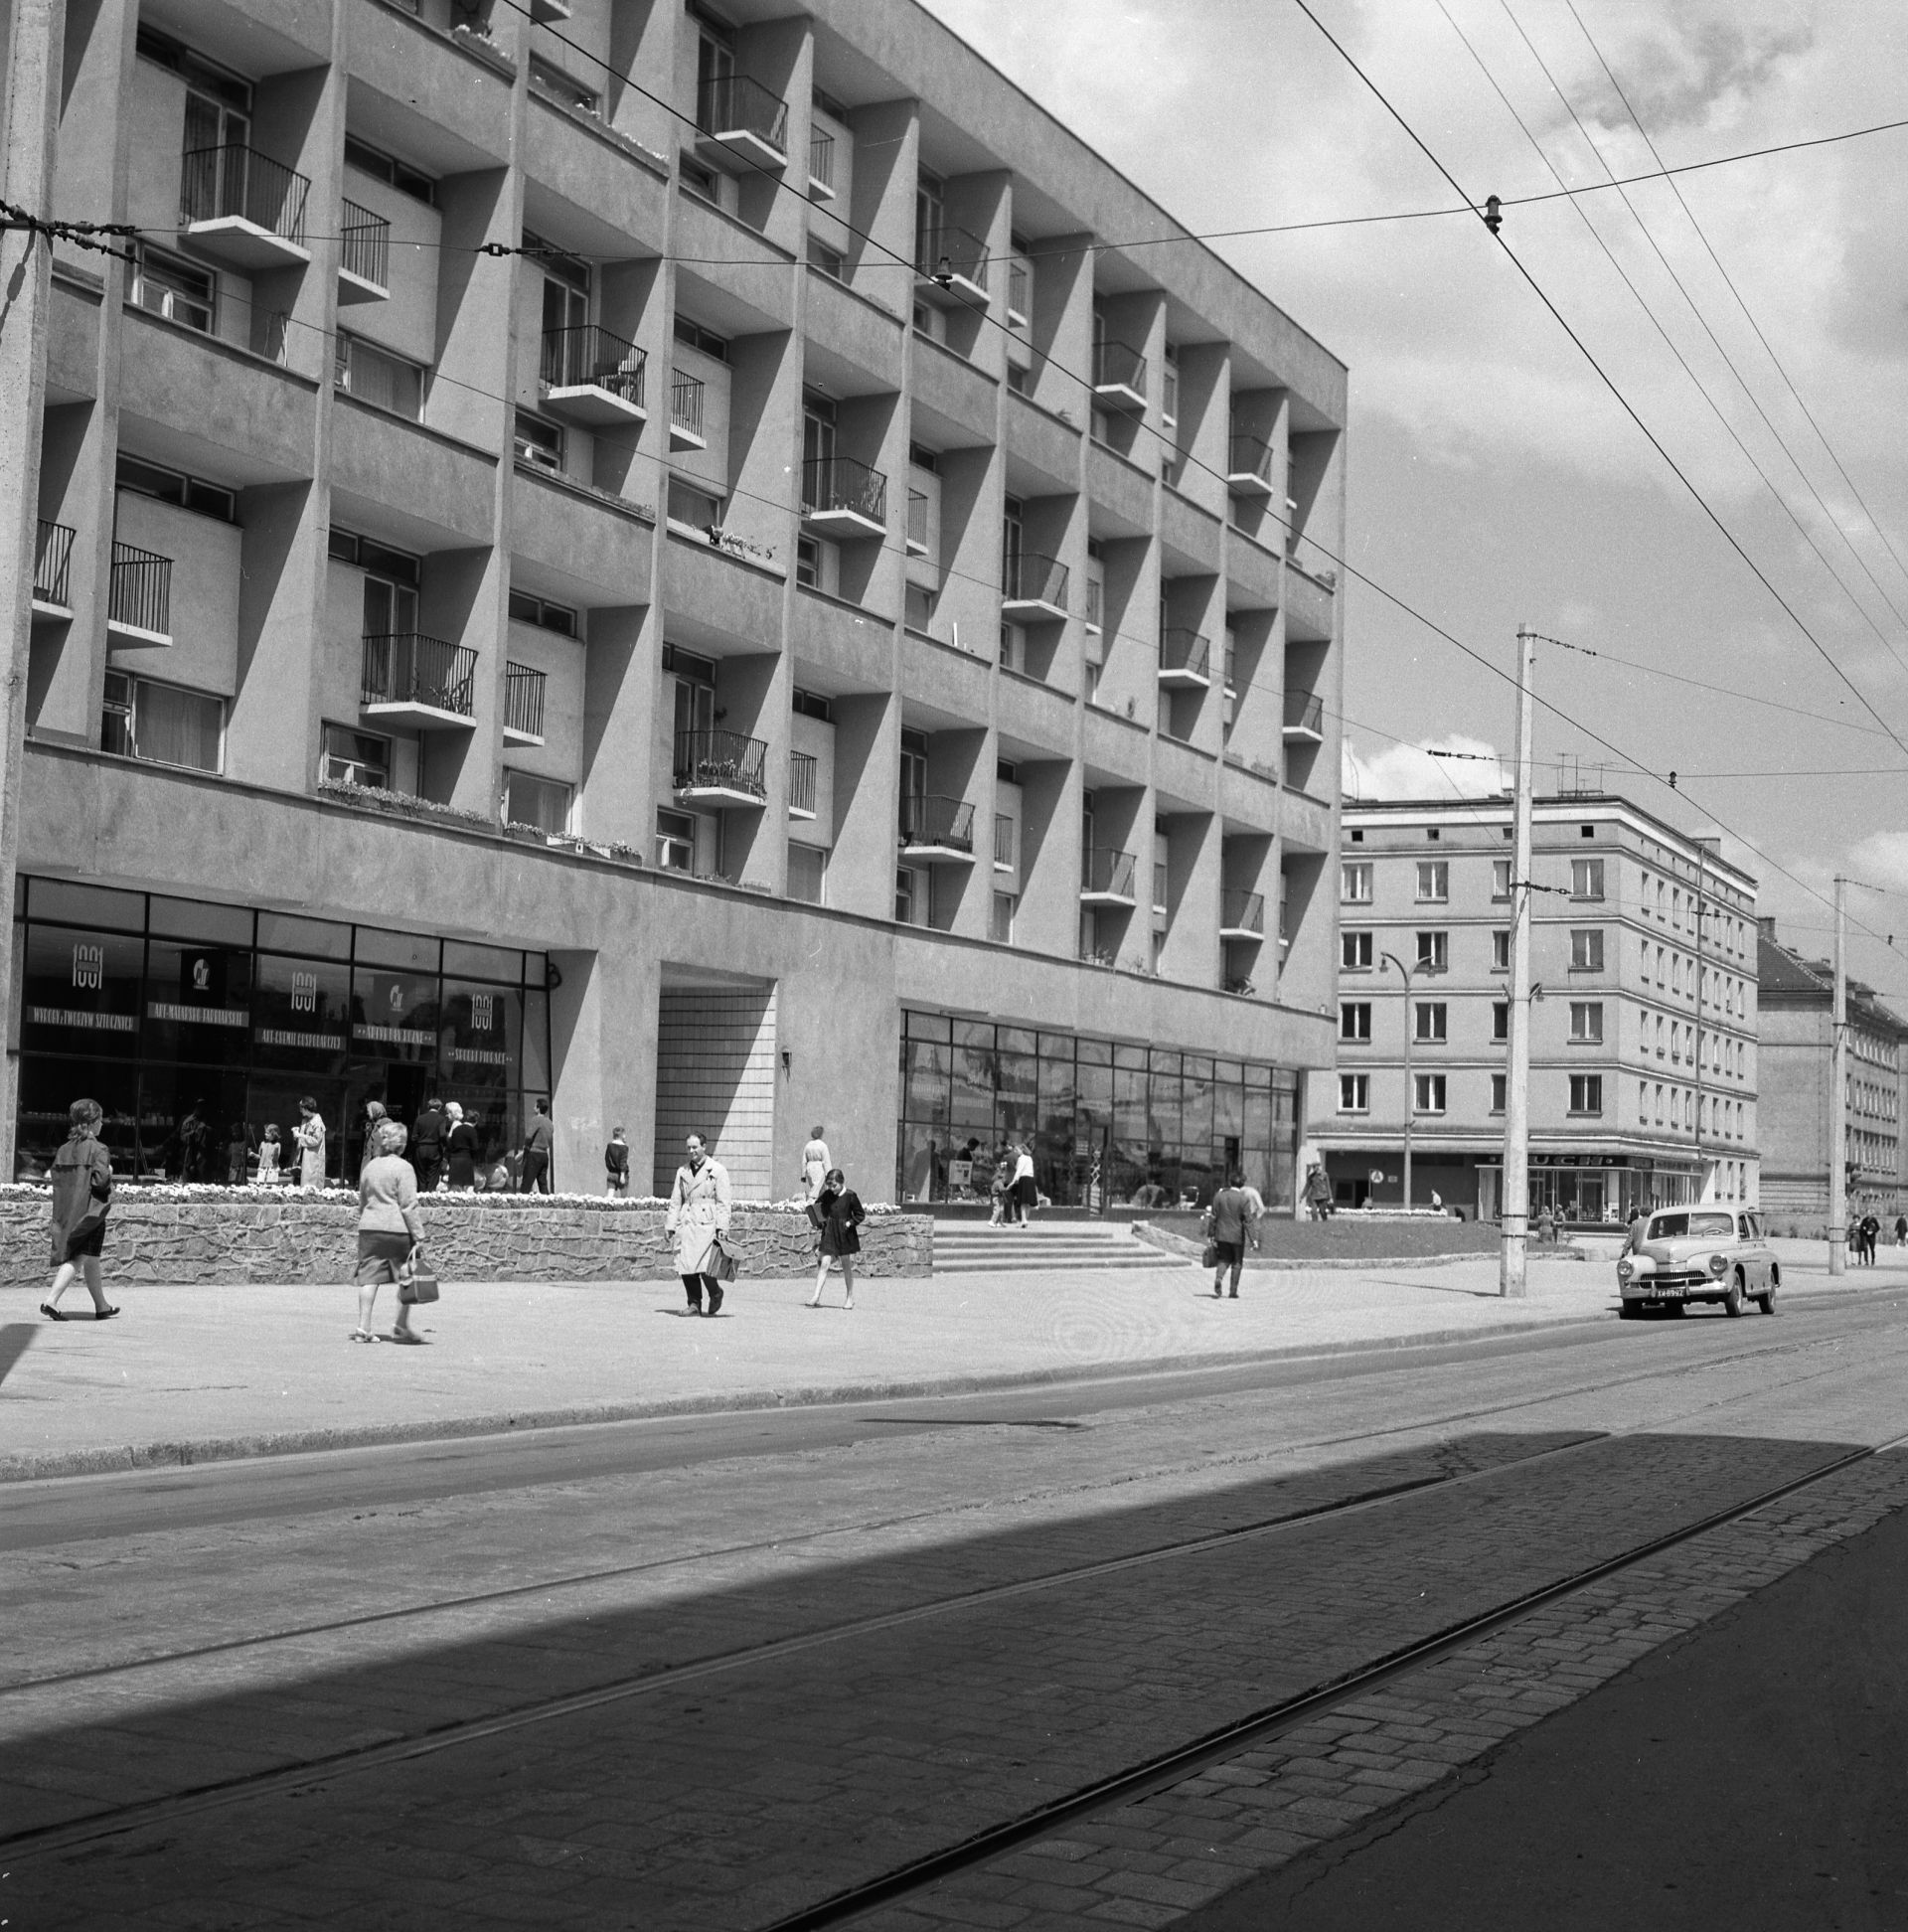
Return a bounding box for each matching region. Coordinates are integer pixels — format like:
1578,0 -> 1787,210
897,1009 -> 1298,1211
13,877 -> 553,1185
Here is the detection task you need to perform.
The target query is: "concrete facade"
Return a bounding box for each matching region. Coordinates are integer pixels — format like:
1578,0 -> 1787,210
9,0 -> 1344,1203
1307,795 -> 1760,1221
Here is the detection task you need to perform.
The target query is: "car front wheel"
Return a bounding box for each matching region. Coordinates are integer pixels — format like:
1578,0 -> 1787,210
1757,1278 -> 1778,1316
1723,1272 -> 1745,1318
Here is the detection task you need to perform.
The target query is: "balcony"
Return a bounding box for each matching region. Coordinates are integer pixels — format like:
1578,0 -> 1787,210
179,144 -> 311,271
338,199 -> 390,303
106,542 -> 172,647
542,324 -> 647,427
670,370 -> 707,451
808,125 -> 836,201
1002,551 -> 1068,623
1158,628 -> 1211,690
674,727 -> 768,806
898,794 -> 976,862
789,749 -> 818,820
915,224 -> 989,308
361,633 -> 478,727
1283,690 -> 1325,743
1080,847 -> 1138,906
801,455 -> 887,540
1092,338 -> 1147,411
906,488 -> 930,558
503,663 -> 547,746
33,520 -> 74,621
1226,431 -> 1276,496
695,75 -> 790,172
1220,888 -> 1266,941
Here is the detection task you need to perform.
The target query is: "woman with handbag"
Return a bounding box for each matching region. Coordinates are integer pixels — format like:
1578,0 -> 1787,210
805,1168 -> 866,1310
665,1131 -> 730,1317
352,1118 -> 428,1344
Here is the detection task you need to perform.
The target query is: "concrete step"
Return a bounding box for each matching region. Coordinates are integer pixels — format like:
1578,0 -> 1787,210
930,1222 -> 1172,1273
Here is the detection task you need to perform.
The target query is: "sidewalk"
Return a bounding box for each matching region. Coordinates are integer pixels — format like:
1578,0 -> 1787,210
2,1250 -> 1897,1481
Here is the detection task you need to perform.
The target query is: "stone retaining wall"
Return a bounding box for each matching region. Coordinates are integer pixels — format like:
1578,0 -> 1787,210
0,1195 -> 932,1287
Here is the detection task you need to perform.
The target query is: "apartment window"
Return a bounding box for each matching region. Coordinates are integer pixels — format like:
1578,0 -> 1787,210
1492,859 -> 1512,901
1569,1001 -> 1604,1044
1414,1002 -> 1447,1044
1655,944 -> 1666,987
904,581 -> 934,631
792,687 -> 833,724
1493,1002 -> 1509,1044
1339,1073 -> 1369,1114
1571,857 -> 1605,899
1342,930 -> 1373,970
319,723 -> 390,790
116,456 -> 235,523
1491,1073 -> 1507,1115
513,410 -> 565,472
1006,364 -> 1030,396
343,134 -> 435,205
328,528 -> 421,588
806,238 -> 846,280
991,891 -> 1016,944
1671,955 -> 1683,996
1416,860 -> 1448,902
1415,930 -> 1447,972
670,476 -> 725,532
1340,1001 -> 1371,1044
503,769 -> 572,835
1655,1082 -> 1665,1126
529,53 -> 598,112
1161,341 -> 1180,427
1670,1022 -> 1681,1064
674,316 -> 729,362
1341,861 -> 1372,903
101,673 -> 223,774
656,808 -> 696,872
508,589 -> 578,638
895,866 -> 920,925
1570,1074 -> 1604,1116
1570,929 -> 1604,971
1656,1015 -> 1665,1058
1493,929 -> 1510,972
130,246 -> 214,334
1413,1073 -> 1447,1115
994,814 -> 1016,871
680,156 -> 719,201
336,333 -> 424,419
788,843 -> 826,905
1425,826 -> 1441,842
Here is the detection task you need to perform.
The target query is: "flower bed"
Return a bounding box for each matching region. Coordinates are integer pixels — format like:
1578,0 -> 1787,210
0,1188 -> 930,1286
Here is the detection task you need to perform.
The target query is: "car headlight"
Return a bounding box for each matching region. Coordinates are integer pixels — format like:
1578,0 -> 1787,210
1617,1258 -> 1634,1282
1708,1252 -> 1729,1277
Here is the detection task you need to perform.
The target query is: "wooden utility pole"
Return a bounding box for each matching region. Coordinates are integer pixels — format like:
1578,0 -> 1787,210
1829,874 -> 1847,1277
1501,627 -> 1535,1298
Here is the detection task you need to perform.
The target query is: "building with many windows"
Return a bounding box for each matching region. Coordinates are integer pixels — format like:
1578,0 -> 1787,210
9,0 -> 1344,1204
1309,796 -> 1760,1221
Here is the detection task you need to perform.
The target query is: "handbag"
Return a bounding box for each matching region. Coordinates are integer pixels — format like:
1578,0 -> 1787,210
710,1235 -> 739,1283
398,1245 -> 440,1305
1200,1240 -> 1220,1269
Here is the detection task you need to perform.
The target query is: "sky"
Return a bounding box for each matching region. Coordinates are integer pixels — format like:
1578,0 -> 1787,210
919,0 -> 1908,999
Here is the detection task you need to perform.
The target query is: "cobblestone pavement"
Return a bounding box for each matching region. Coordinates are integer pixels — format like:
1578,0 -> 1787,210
5,1300 -> 1908,1927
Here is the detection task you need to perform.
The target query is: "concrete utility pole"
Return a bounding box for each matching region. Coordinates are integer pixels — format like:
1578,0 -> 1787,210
1380,950 -> 1416,1208
1829,874 -> 1847,1277
0,0 -> 65,1179
1501,627 -> 1535,1299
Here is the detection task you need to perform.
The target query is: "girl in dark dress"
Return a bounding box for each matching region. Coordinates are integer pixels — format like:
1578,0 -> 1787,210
444,1101 -> 481,1191
805,1168 -> 866,1310
42,1098 -> 116,1320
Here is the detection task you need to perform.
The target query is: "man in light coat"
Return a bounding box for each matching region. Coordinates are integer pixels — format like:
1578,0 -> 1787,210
666,1131 -> 731,1317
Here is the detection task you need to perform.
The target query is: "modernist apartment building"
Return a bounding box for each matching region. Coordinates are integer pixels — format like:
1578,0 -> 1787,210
1308,796 -> 1760,1220
1756,920 -> 1908,1223
8,0 -> 1345,1204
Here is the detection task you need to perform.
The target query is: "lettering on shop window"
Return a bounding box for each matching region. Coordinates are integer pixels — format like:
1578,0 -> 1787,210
472,992 -> 494,1031
291,971 -> 318,1014
72,944 -> 103,991
190,956 -> 211,992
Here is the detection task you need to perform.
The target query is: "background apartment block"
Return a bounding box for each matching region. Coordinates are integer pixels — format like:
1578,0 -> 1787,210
10,0 -> 1345,1205
1756,920 -> 1907,1225
1308,796 -> 1759,1221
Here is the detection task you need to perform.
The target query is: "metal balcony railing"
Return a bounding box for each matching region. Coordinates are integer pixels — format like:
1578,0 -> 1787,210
1160,629 -> 1210,680
1082,848 -> 1137,898
35,520 -> 74,607
1284,690 -> 1325,734
542,323 -> 646,405
108,542 -> 171,635
898,794 -> 975,852
673,727 -> 768,800
1093,337 -> 1147,396
1228,431 -> 1275,483
504,662 -> 547,739
802,455 -> 886,524
697,75 -> 790,156
180,144 -> 310,247
917,223 -> 989,292
906,488 -> 929,550
340,199 -> 390,287
788,749 -> 817,815
808,125 -> 835,190
1222,888 -> 1265,935
1003,550 -> 1068,610
671,370 -> 705,441
362,633 -> 478,718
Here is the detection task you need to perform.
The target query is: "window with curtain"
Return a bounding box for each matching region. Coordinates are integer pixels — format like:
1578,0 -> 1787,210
103,674 -> 223,773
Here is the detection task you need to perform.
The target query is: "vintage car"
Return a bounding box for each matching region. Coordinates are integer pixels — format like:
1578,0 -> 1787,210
1617,1208 -> 1779,1318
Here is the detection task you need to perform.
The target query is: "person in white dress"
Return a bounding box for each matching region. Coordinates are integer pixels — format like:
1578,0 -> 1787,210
799,1126 -> 831,1203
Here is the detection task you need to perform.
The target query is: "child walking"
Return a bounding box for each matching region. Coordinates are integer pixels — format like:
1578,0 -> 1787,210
806,1168 -> 866,1310
41,1098 -> 117,1321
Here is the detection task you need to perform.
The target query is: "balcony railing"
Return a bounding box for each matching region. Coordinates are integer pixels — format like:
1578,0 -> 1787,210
543,324 -> 646,405
673,727 -> 768,801
1284,690 -> 1325,735
35,520 -> 74,608
180,144 -> 310,247
1093,337 -> 1147,399
362,633 -> 478,718
802,455 -> 886,525
1221,888 -> 1266,935
671,370 -> 706,442
697,75 -> 790,158
808,125 -> 835,192
1002,551 -> 1068,612
340,199 -> 391,290
1227,431 -> 1275,486
916,223 -> 989,294
789,749 -> 818,816
1160,628 -> 1210,681
504,662 -> 547,740
108,542 -> 171,637
898,794 -> 975,853
1082,848 -> 1138,899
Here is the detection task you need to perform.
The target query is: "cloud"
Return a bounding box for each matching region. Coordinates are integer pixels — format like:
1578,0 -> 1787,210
1344,733 -> 1508,801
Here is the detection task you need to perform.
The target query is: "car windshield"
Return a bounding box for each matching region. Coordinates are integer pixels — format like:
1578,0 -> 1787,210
1650,1211 -> 1735,1239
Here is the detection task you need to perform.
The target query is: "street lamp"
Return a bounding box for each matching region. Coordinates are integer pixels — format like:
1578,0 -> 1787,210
1380,949 -> 1416,1209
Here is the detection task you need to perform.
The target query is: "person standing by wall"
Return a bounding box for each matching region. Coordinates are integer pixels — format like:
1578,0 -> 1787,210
1011,1142 -> 1037,1225
411,1095 -> 448,1195
351,1118 -> 426,1345
255,1124 -> 283,1186
226,1118 -> 253,1186
806,1167 -> 866,1309
443,1101 -> 479,1191
521,1098 -> 555,1194
41,1098 -> 117,1321
1204,1170 -> 1258,1300
359,1099 -> 388,1180
667,1131 -> 730,1317
294,1098 -> 327,1190
799,1125 -> 831,1204
605,1126 -> 631,1198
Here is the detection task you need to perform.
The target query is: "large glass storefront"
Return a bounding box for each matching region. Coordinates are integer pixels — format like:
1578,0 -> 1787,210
897,1009 -> 1298,1211
13,877 -> 551,1185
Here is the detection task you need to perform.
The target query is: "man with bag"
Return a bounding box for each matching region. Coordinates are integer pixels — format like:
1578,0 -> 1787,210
1203,1171 -> 1259,1300
666,1131 -> 731,1317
